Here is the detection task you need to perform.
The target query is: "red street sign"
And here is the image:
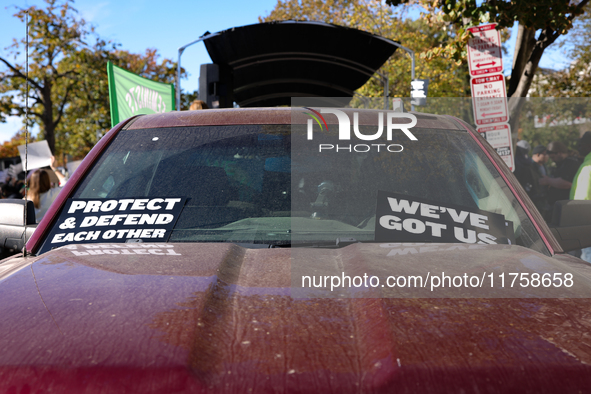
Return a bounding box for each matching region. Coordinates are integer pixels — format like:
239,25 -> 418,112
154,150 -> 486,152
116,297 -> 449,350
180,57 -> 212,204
471,74 -> 509,125
477,123 -> 514,171
467,23 -> 503,77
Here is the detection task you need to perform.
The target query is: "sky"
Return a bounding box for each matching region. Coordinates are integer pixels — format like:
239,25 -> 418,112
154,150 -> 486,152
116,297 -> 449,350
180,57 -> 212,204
0,0 -> 575,144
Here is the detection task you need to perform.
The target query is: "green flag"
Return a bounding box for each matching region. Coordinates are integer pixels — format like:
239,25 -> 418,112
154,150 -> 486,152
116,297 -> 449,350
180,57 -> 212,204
107,61 -> 175,127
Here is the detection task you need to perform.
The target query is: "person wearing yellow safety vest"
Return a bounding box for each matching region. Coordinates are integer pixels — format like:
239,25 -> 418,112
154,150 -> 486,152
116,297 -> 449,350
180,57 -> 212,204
570,131 -> 591,263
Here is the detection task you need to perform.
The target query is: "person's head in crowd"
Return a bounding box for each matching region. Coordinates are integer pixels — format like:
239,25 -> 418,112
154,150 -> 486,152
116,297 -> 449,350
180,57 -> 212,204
516,140 -> 531,157
532,145 -> 548,164
577,131 -> 591,157
189,100 -> 209,110
1,183 -> 11,199
546,141 -> 569,163
28,169 -> 51,208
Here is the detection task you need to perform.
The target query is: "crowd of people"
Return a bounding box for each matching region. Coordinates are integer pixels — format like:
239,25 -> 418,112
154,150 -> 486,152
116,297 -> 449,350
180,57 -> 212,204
0,156 -> 66,223
514,131 -> 591,262
0,172 -> 25,200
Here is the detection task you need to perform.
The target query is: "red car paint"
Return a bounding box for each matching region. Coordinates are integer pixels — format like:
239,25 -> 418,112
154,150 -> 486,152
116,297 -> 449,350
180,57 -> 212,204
2,108 -> 589,393
2,243 -> 591,392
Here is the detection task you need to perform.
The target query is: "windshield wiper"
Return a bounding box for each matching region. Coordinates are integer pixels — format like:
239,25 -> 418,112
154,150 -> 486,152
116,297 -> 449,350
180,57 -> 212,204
268,237 -> 360,248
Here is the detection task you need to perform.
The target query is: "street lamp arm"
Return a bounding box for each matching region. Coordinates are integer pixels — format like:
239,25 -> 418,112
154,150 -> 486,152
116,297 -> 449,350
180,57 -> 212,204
389,42 -> 416,110
390,42 -> 415,80
373,70 -> 389,110
176,32 -> 221,111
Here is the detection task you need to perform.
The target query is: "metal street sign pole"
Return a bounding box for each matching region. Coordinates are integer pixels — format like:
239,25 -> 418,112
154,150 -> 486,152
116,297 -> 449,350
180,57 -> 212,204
389,42 -> 415,111
467,23 -> 514,171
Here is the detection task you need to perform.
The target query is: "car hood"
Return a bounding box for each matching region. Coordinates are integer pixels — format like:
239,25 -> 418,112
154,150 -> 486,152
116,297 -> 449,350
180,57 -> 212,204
1,242 -> 591,393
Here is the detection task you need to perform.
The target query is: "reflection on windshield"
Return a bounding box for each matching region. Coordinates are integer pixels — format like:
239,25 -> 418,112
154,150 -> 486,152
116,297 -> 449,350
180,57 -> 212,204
72,125 -> 547,255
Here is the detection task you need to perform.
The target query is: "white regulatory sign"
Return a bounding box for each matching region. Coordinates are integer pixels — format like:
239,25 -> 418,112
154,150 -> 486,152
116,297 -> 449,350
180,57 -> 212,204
471,74 -> 509,125
467,23 -> 503,77
477,123 -> 514,171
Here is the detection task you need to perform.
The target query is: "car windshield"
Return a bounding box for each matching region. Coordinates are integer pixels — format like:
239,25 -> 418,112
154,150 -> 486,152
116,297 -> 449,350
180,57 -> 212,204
69,124 -> 548,255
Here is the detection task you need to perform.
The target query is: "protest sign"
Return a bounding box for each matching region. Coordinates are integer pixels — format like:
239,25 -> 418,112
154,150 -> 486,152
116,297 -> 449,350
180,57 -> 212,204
6,163 -> 22,179
39,197 -> 186,254
17,140 -> 52,171
375,191 -> 514,244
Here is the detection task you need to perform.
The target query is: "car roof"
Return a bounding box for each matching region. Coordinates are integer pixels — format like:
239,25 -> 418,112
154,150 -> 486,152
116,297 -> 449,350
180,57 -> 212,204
126,107 -> 466,131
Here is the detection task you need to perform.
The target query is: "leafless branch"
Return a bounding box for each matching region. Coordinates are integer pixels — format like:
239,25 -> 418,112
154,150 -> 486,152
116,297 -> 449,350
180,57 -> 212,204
0,56 -> 43,91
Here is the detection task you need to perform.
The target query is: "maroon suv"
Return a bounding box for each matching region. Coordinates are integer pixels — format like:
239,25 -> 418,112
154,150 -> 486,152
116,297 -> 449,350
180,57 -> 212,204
1,107 -> 591,393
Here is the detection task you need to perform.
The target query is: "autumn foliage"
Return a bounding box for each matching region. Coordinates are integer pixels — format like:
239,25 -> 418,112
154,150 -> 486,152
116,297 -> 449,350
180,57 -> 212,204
0,0 -> 182,160
0,131 -> 35,159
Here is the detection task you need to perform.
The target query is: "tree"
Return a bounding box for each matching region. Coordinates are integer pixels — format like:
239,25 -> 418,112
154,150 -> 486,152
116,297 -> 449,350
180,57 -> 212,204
385,0 -> 590,100
260,0 -> 472,106
0,0 -> 93,154
56,47 -> 182,159
529,2 -> 591,98
0,0 -> 184,159
0,130 -> 36,158
509,3 -> 591,151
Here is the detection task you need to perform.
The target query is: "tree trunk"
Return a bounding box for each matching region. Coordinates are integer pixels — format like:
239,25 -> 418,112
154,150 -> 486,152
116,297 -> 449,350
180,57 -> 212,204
510,44 -> 546,99
510,27 -> 560,100
41,80 -> 56,154
508,43 -> 545,138
508,28 -> 560,141
508,25 -> 536,98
